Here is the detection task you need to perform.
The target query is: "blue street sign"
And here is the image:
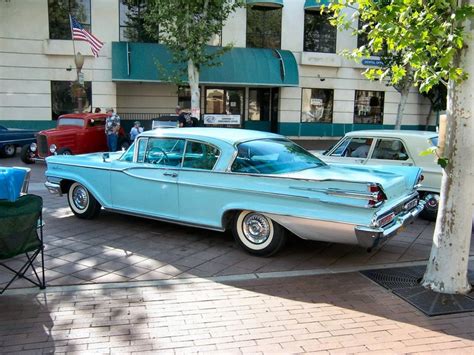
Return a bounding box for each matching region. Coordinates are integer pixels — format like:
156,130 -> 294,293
362,59 -> 384,67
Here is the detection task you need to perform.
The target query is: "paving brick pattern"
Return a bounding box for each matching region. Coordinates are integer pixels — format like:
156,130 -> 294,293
0,273 -> 473,354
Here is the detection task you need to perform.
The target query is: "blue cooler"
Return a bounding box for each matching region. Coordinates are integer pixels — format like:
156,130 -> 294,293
0,167 -> 28,202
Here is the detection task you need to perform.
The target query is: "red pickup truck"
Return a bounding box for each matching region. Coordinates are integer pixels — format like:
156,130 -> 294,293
21,113 -> 129,164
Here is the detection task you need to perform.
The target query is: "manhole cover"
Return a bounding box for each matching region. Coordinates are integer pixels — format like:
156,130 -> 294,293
361,265 -> 474,316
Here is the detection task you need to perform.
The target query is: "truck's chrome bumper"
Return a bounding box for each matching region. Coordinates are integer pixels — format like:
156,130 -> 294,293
355,201 -> 425,250
44,181 -> 62,196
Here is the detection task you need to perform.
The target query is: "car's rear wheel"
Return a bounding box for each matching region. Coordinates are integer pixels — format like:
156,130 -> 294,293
232,210 -> 287,257
420,192 -> 439,221
20,144 -> 35,164
67,182 -> 101,219
1,144 -> 16,158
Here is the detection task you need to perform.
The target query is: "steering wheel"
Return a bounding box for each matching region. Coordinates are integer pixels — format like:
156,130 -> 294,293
153,147 -> 169,165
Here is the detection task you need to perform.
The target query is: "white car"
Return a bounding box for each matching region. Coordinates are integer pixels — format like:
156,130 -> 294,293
313,130 -> 441,221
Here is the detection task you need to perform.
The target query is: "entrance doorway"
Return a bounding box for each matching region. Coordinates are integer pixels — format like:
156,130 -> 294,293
245,88 -> 279,133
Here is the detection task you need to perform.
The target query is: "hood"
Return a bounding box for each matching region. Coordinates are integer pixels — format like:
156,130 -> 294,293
39,126 -> 80,136
46,151 -> 123,165
283,164 -> 421,200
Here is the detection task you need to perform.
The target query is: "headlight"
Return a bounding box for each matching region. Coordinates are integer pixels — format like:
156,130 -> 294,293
30,143 -> 37,152
49,144 -> 57,154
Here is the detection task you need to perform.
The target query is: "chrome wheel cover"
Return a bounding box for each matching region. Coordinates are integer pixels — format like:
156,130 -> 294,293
242,213 -> 271,244
424,193 -> 439,211
4,144 -> 15,155
72,185 -> 88,210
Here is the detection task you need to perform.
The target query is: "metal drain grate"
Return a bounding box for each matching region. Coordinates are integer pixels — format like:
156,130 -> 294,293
361,265 -> 474,316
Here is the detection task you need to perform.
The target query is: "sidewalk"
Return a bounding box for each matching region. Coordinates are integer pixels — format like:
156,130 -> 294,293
1,154 -> 473,353
1,272 -> 473,354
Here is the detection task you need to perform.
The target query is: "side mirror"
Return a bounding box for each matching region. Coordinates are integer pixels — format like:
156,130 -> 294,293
102,152 -> 110,162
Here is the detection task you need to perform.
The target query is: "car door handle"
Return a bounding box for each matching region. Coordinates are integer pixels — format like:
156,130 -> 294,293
163,172 -> 178,177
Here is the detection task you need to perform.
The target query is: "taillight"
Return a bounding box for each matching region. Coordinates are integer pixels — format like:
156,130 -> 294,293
415,174 -> 424,189
367,183 -> 386,207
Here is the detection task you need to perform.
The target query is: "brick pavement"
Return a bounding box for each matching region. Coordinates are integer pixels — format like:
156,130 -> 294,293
0,273 -> 473,354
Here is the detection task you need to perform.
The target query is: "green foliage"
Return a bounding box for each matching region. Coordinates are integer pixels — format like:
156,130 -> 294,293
329,0 -> 474,93
142,0 -> 245,83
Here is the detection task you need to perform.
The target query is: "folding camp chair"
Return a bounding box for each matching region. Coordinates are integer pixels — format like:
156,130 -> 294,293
0,194 -> 45,294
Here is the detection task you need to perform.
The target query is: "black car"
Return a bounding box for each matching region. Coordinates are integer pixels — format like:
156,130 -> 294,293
0,125 -> 37,158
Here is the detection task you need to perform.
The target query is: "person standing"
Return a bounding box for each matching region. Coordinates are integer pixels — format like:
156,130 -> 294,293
105,107 -> 121,152
130,121 -> 143,142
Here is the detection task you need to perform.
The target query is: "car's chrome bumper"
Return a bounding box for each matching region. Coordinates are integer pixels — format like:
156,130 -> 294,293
44,181 -> 62,196
355,201 -> 425,249
267,199 -> 425,250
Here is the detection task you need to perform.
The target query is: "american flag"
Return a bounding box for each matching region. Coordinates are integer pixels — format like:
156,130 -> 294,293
70,15 -> 104,57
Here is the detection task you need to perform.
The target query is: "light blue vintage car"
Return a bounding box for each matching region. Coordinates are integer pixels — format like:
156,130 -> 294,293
45,128 -> 424,256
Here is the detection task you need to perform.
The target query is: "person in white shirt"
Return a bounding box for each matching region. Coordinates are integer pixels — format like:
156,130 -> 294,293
130,121 -> 143,142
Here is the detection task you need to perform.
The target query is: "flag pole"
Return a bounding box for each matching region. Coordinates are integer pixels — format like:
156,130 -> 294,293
69,13 -> 77,57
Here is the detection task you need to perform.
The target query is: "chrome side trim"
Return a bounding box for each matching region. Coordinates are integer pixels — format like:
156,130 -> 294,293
103,207 -> 225,232
290,186 -> 378,200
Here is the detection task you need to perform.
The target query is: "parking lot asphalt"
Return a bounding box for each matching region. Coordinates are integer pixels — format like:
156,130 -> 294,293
1,153 -> 473,354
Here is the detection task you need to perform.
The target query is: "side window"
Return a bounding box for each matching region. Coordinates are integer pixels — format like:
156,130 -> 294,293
329,138 -> 351,157
331,137 -> 373,158
183,141 -> 220,170
137,138 -> 148,163
144,138 -> 184,167
372,139 -> 408,161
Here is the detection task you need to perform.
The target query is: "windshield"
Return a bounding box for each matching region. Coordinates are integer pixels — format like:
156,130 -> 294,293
58,118 -> 84,127
231,138 -> 325,174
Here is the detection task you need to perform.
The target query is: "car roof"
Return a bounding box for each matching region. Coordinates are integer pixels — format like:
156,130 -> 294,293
345,129 -> 438,139
141,128 -> 285,145
59,113 -> 107,119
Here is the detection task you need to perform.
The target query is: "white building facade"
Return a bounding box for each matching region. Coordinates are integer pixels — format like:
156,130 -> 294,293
0,0 -> 434,136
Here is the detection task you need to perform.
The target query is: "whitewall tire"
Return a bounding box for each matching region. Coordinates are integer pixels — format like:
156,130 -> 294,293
67,182 -> 101,219
232,210 -> 287,257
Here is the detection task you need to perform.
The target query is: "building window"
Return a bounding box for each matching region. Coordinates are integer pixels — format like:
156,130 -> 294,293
304,10 -> 337,53
51,81 -> 92,119
205,88 -> 244,115
301,88 -> 334,123
246,6 -> 282,49
119,0 -> 155,42
177,86 -> 192,110
48,0 -> 91,40
354,90 -> 384,124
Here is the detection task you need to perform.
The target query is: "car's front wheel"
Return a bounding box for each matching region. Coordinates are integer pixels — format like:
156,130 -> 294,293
20,144 -> 35,164
232,210 -> 287,257
67,182 -> 101,219
1,144 -> 16,158
420,192 -> 439,221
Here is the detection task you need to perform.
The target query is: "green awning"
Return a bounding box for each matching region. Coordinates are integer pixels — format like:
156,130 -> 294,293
247,0 -> 284,8
304,0 -> 332,9
112,42 -> 299,87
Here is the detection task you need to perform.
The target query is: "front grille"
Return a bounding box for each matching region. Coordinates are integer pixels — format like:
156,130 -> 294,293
37,134 -> 48,157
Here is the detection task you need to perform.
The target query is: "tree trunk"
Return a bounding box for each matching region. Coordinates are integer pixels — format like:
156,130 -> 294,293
421,30 -> 473,294
188,59 -> 200,119
394,85 -> 410,130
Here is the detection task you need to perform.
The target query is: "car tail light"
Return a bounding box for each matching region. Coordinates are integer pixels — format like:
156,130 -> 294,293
367,183 -> 386,207
376,212 -> 395,227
